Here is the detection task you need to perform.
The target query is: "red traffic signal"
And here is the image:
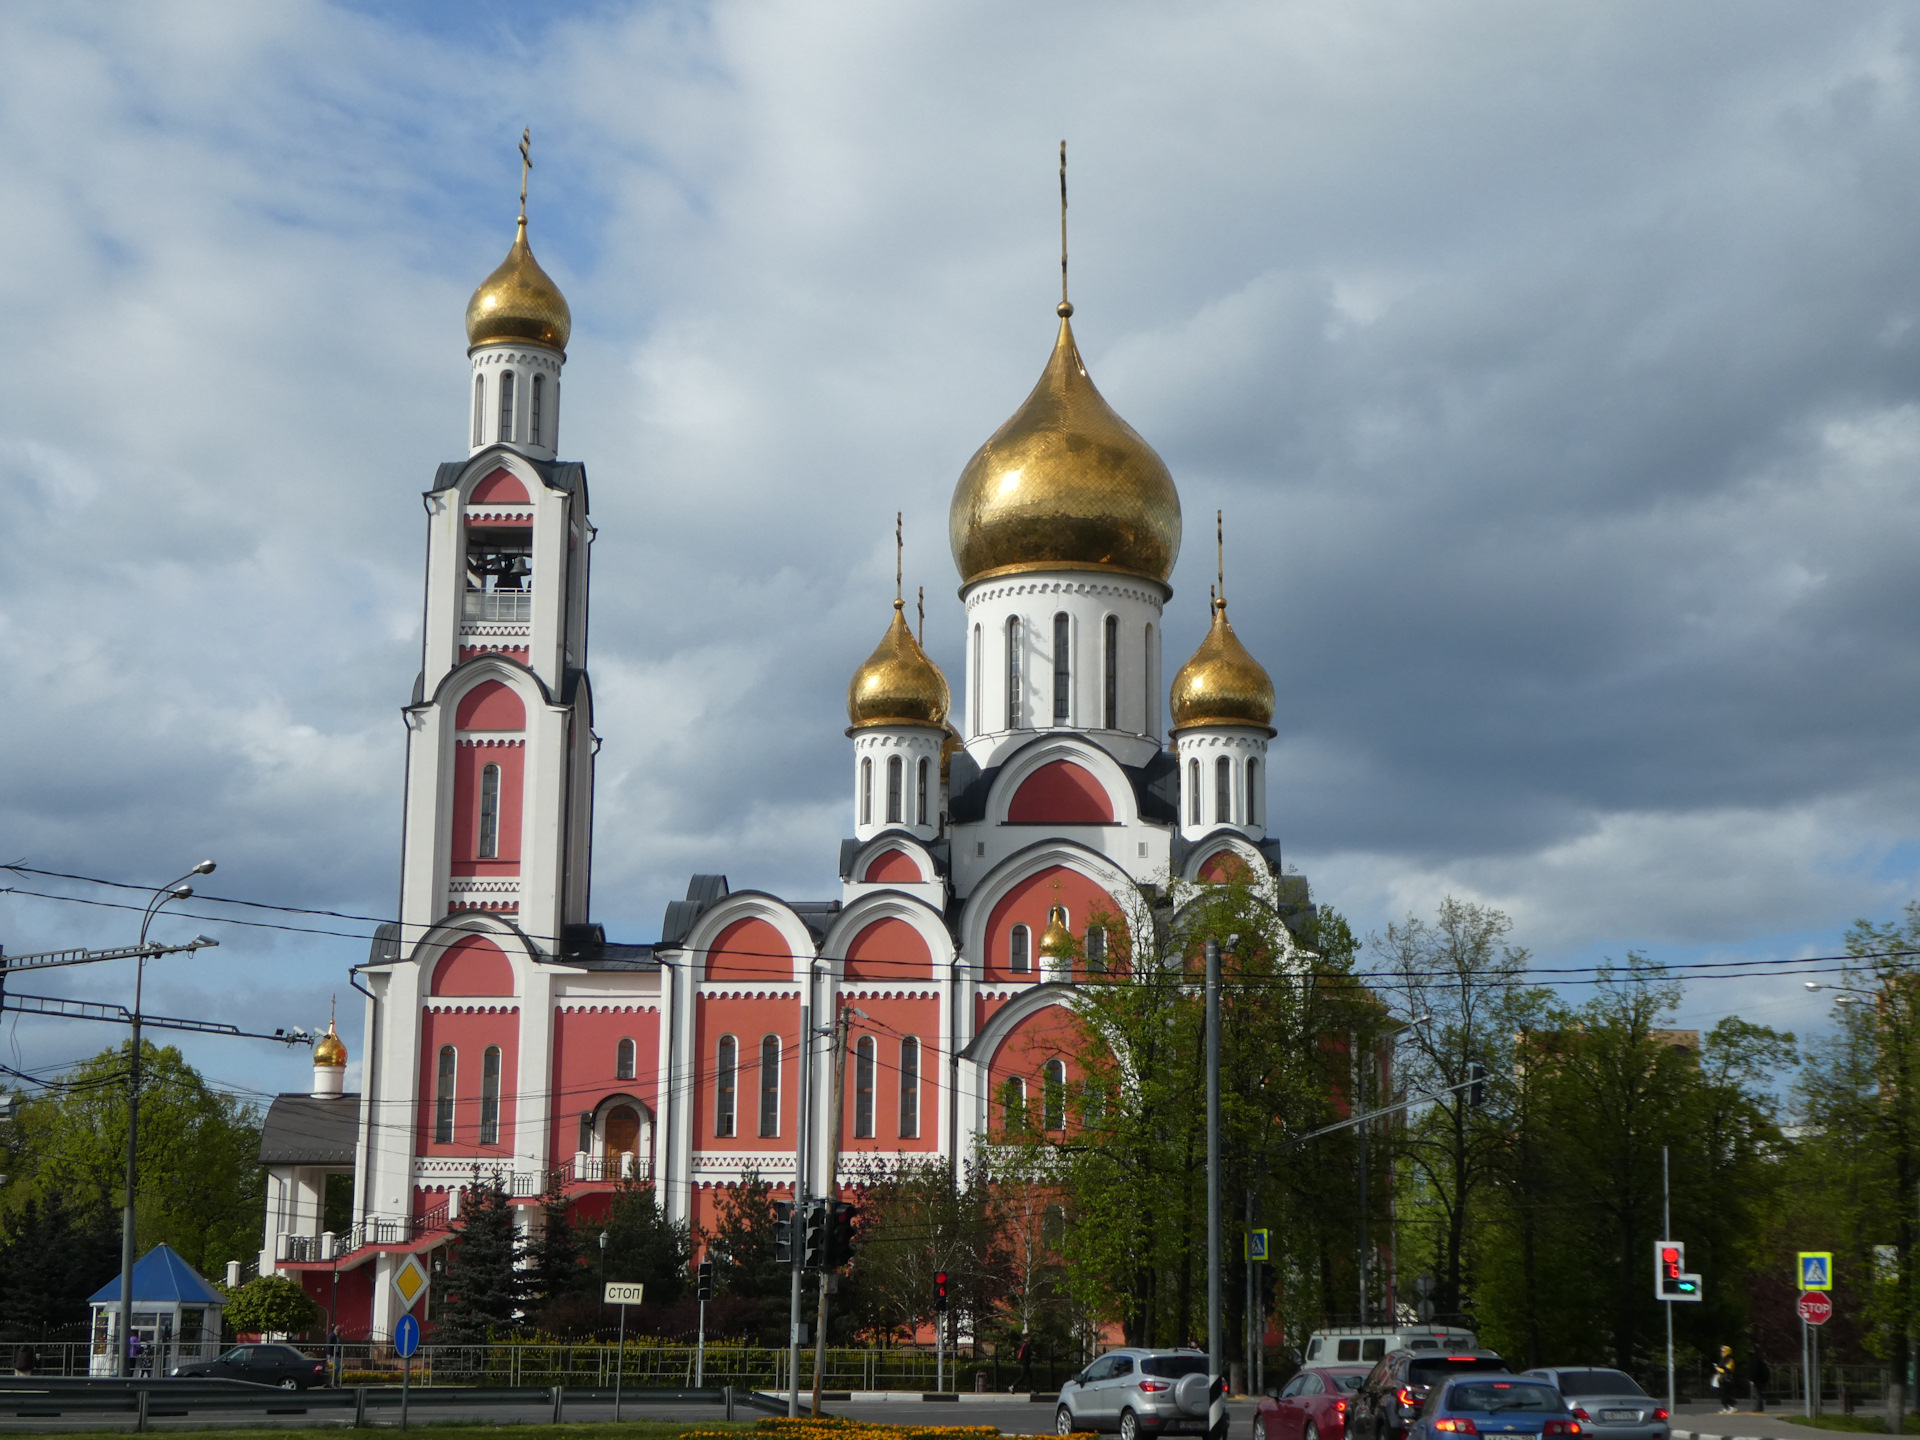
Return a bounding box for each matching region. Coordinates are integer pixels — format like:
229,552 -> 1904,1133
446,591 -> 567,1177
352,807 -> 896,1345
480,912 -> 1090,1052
1660,1247 -> 1681,1280
934,1271 -> 950,1310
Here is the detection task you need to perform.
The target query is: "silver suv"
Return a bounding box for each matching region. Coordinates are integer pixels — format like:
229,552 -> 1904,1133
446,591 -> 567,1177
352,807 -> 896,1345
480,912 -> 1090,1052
1057,1349 -> 1213,1440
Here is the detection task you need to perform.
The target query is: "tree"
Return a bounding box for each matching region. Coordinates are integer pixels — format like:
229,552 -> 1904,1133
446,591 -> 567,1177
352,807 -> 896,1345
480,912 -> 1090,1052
224,1274 -> 322,1338
0,1193 -> 123,1336
596,1180 -> 692,1306
705,1169 -> 787,1304
841,1159 -> 1010,1346
436,1175 -> 523,1343
525,1183 -> 590,1328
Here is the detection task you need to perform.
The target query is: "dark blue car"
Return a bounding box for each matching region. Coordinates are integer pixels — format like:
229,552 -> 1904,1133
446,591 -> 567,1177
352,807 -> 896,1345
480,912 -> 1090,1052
1412,1377 -> 1583,1440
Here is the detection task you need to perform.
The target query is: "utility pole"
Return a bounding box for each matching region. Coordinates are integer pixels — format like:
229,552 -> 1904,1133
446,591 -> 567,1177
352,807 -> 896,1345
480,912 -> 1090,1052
1206,936 -> 1226,1438
1664,1146 -> 1675,1419
787,1000 -> 811,1418
812,1006 -> 849,1417
1355,1029 -> 1368,1326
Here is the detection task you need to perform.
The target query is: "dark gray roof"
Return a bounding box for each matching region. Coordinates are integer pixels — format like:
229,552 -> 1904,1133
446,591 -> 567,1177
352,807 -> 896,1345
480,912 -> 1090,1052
560,924 -> 659,971
366,921 -> 403,966
661,874 -> 730,946
430,453 -> 587,506
259,1094 -> 361,1166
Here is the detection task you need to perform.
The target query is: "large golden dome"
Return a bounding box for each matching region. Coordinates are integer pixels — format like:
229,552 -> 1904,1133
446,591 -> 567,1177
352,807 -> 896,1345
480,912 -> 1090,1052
1170,599 -> 1275,733
949,312 -> 1181,587
313,1022 -> 348,1068
466,217 -> 571,351
847,602 -> 951,730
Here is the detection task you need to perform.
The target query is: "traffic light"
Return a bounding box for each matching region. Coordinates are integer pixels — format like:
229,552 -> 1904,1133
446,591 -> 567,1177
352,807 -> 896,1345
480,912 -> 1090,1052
1655,1240 -> 1702,1301
1468,1063 -> 1487,1109
827,1201 -> 860,1268
696,1260 -> 714,1301
804,1199 -> 828,1269
934,1270 -> 950,1311
1254,1263 -> 1276,1320
773,1200 -> 794,1264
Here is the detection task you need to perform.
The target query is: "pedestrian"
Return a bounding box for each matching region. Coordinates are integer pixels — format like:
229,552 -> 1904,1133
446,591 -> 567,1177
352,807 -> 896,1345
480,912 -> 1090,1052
328,1324 -> 343,1386
1714,1345 -> 1737,1414
1011,1330 -> 1035,1393
12,1344 -> 35,1377
1749,1354 -> 1770,1414
126,1333 -> 142,1377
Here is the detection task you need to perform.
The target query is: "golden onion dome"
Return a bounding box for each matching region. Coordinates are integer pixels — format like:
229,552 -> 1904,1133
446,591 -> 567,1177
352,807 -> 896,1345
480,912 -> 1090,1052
1170,599 -> 1276,733
949,311 -> 1181,588
847,601 -> 952,731
313,1022 -> 348,1068
465,217 -> 571,351
1039,906 -> 1074,958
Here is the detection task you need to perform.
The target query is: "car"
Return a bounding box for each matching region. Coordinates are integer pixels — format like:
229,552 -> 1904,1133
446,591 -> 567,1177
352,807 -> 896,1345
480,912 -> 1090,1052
1256,1364 -> 1371,1440
170,1343 -> 329,1389
1057,1348 -> 1213,1440
1352,1349 -> 1512,1440
1523,1369 -> 1669,1440
1409,1375 -> 1582,1440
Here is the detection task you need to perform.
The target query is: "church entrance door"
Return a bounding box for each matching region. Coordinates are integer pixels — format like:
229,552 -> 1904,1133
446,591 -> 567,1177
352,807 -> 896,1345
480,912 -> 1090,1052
605,1105 -> 641,1175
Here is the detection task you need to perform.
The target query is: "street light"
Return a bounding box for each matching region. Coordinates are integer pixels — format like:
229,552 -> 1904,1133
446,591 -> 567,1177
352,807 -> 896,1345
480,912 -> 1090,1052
118,860 -> 215,1378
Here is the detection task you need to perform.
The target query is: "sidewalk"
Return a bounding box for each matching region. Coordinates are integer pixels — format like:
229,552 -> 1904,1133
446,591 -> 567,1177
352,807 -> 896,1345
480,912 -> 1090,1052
1675,1405 -> 1891,1440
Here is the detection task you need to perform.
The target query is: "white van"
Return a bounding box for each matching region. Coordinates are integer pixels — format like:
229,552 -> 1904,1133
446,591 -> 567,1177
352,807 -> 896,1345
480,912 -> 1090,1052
1301,1325 -> 1479,1366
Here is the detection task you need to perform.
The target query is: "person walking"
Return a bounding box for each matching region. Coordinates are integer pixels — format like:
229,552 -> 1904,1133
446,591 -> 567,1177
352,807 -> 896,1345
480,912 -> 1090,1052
1714,1346 -> 1738,1413
1748,1354 -> 1770,1414
1010,1331 -> 1035,1393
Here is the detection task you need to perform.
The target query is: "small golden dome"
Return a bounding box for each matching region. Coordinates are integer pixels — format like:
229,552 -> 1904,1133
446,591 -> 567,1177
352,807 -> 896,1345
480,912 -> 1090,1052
465,217 -> 571,351
847,602 -> 951,730
949,315 -> 1182,587
313,1022 -> 348,1068
1170,599 -> 1276,733
1039,906 -> 1074,958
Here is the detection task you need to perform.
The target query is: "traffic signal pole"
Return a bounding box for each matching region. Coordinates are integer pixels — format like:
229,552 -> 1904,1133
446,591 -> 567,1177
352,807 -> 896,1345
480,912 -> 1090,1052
788,1001 -> 811,1418
813,1007 -> 849,1417
1664,1147 -> 1674,1420
1206,937 -> 1226,1440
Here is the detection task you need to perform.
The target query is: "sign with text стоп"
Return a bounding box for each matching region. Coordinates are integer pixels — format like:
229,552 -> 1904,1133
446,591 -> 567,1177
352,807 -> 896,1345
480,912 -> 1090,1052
604,1282 -> 646,1306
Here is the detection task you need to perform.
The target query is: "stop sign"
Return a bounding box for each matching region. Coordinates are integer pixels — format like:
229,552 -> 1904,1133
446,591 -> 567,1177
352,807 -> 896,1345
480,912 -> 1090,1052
1798,1290 -> 1834,1326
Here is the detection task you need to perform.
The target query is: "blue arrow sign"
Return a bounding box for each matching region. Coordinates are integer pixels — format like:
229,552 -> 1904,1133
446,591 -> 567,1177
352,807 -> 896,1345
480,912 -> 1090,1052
394,1313 -> 420,1358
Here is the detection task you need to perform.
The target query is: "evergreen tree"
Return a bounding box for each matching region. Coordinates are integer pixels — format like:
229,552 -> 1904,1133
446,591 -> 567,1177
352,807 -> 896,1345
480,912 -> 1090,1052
597,1180 -> 692,1305
436,1176 -> 523,1343
0,1193 -> 123,1335
705,1169 -> 786,1303
528,1184 -> 587,1308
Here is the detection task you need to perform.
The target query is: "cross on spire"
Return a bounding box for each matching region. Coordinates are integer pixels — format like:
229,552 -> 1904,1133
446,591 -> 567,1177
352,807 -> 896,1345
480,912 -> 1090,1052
1058,140 -> 1073,318
894,511 -> 904,609
1216,509 -> 1225,611
518,128 -> 533,221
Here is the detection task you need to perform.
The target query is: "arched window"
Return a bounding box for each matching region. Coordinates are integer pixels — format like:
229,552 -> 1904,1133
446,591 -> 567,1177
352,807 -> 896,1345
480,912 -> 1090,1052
1053,612 -> 1071,723
1246,757 -> 1261,826
1145,623 -> 1158,736
530,374 -> 545,447
616,1038 -> 636,1081
916,757 -> 930,826
478,764 -> 501,859
1086,925 -> 1107,974
859,757 -> 873,826
497,370 -> 516,443
472,375 -> 485,448
1188,758 -> 1202,825
1044,1058 -> 1067,1130
854,1035 -> 876,1138
715,1036 -> 737,1138
1010,923 -> 1031,975
971,624 -> 982,736
1216,756 -> 1233,825
758,1035 -> 781,1137
1104,615 -> 1119,729
1001,1075 -> 1028,1132
886,755 -> 903,825
899,1036 -> 920,1138
578,1111 -> 594,1155
1042,1203 -> 1066,1251
479,1046 -> 502,1144
434,1046 -> 456,1144
1006,617 -> 1023,729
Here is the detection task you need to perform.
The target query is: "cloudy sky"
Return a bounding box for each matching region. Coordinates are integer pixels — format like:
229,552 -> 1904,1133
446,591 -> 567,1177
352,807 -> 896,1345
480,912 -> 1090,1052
4,0 -> 1918,1097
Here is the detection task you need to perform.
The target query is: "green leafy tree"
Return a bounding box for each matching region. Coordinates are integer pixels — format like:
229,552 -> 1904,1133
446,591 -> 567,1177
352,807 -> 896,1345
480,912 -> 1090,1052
0,1193 -> 124,1336
841,1158 -> 1010,1346
223,1274 -> 322,1337
436,1176 -> 523,1343
705,1169 -> 787,1304
595,1180 -> 692,1305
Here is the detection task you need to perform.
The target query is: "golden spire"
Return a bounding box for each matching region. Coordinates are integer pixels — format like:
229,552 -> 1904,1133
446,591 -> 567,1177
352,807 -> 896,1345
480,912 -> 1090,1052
1039,900 -> 1074,959
1170,514 -> 1276,733
313,999 -> 348,1068
847,516 -> 952,731
465,127 -> 572,351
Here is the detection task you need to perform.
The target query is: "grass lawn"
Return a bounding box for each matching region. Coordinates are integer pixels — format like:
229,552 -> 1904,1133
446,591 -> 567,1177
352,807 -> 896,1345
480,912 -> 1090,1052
1788,1415 -> 1920,1434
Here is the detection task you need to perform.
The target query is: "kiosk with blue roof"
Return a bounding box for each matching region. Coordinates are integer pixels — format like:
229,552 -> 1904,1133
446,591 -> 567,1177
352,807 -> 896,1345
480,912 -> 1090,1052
86,1244 -> 227,1377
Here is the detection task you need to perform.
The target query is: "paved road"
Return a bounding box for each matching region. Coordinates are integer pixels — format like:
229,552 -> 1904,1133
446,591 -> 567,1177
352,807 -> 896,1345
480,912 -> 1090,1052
0,1396 -> 740,1431
820,1395 -> 1267,1436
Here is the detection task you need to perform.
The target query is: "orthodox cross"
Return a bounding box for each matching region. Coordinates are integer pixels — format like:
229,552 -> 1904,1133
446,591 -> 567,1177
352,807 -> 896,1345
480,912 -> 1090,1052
1059,140 -> 1072,316
518,128 -> 532,221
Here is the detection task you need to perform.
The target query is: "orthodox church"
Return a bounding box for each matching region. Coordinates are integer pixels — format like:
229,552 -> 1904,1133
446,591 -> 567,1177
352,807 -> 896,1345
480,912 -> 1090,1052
257,171 -> 1299,1340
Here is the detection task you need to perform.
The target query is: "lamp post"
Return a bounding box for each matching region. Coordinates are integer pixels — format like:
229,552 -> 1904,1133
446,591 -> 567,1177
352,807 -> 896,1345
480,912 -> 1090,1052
118,860 -> 215,1378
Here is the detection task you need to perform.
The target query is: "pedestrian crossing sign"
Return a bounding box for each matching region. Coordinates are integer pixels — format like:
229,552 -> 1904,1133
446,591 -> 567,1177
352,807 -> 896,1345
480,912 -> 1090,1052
1798,1252 -> 1833,1291
1247,1229 -> 1270,1262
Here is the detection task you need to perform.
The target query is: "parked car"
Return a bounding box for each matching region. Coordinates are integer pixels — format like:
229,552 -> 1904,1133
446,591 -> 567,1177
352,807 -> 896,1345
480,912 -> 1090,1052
1408,1375 -> 1581,1440
1351,1349 -> 1512,1440
1523,1369 -> 1669,1440
1256,1365 -> 1371,1440
1304,1328 -> 1479,1368
1057,1348 -> 1212,1440
170,1344 -> 329,1389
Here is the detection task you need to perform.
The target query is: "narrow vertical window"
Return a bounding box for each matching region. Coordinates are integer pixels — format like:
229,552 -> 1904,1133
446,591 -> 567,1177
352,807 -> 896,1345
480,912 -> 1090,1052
1053,613 -> 1071,723
1246,757 -> 1261,826
434,1046 -> 456,1144
479,1046 -> 502,1144
498,370 -> 516,443
1145,623 -> 1158,737
616,1038 -> 636,1081
472,375 -> 485,448
886,755 -> 903,824
1002,1076 -> 1027,1131
530,374 -> 544,447
916,757 -> 930,826
1010,923 -> 1031,975
1104,616 -> 1118,729
1216,756 -> 1233,825
1043,1058 -> 1067,1130
716,1036 -> 737,1137
860,757 -> 873,826
854,1035 -> 876,1138
1086,925 -> 1107,974
899,1036 -> 920,1138
578,1112 -> 594,1154
758,1035 -> 781,1137
478,763 -> 501,859
1188,758 -> 1201,825
971,624 -> 982,736
1043,1204 -> 1066,1251
1006,617 -> 1022,729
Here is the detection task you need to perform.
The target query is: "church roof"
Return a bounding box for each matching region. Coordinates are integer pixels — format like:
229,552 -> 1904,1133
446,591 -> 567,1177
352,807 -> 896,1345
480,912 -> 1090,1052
259,1093 -> 362,1166
88,1245 -> 224,1307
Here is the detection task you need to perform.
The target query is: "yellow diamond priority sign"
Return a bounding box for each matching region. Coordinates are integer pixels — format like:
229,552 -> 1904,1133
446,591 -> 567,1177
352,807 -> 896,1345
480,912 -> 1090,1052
393,1253 -> 429,1311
